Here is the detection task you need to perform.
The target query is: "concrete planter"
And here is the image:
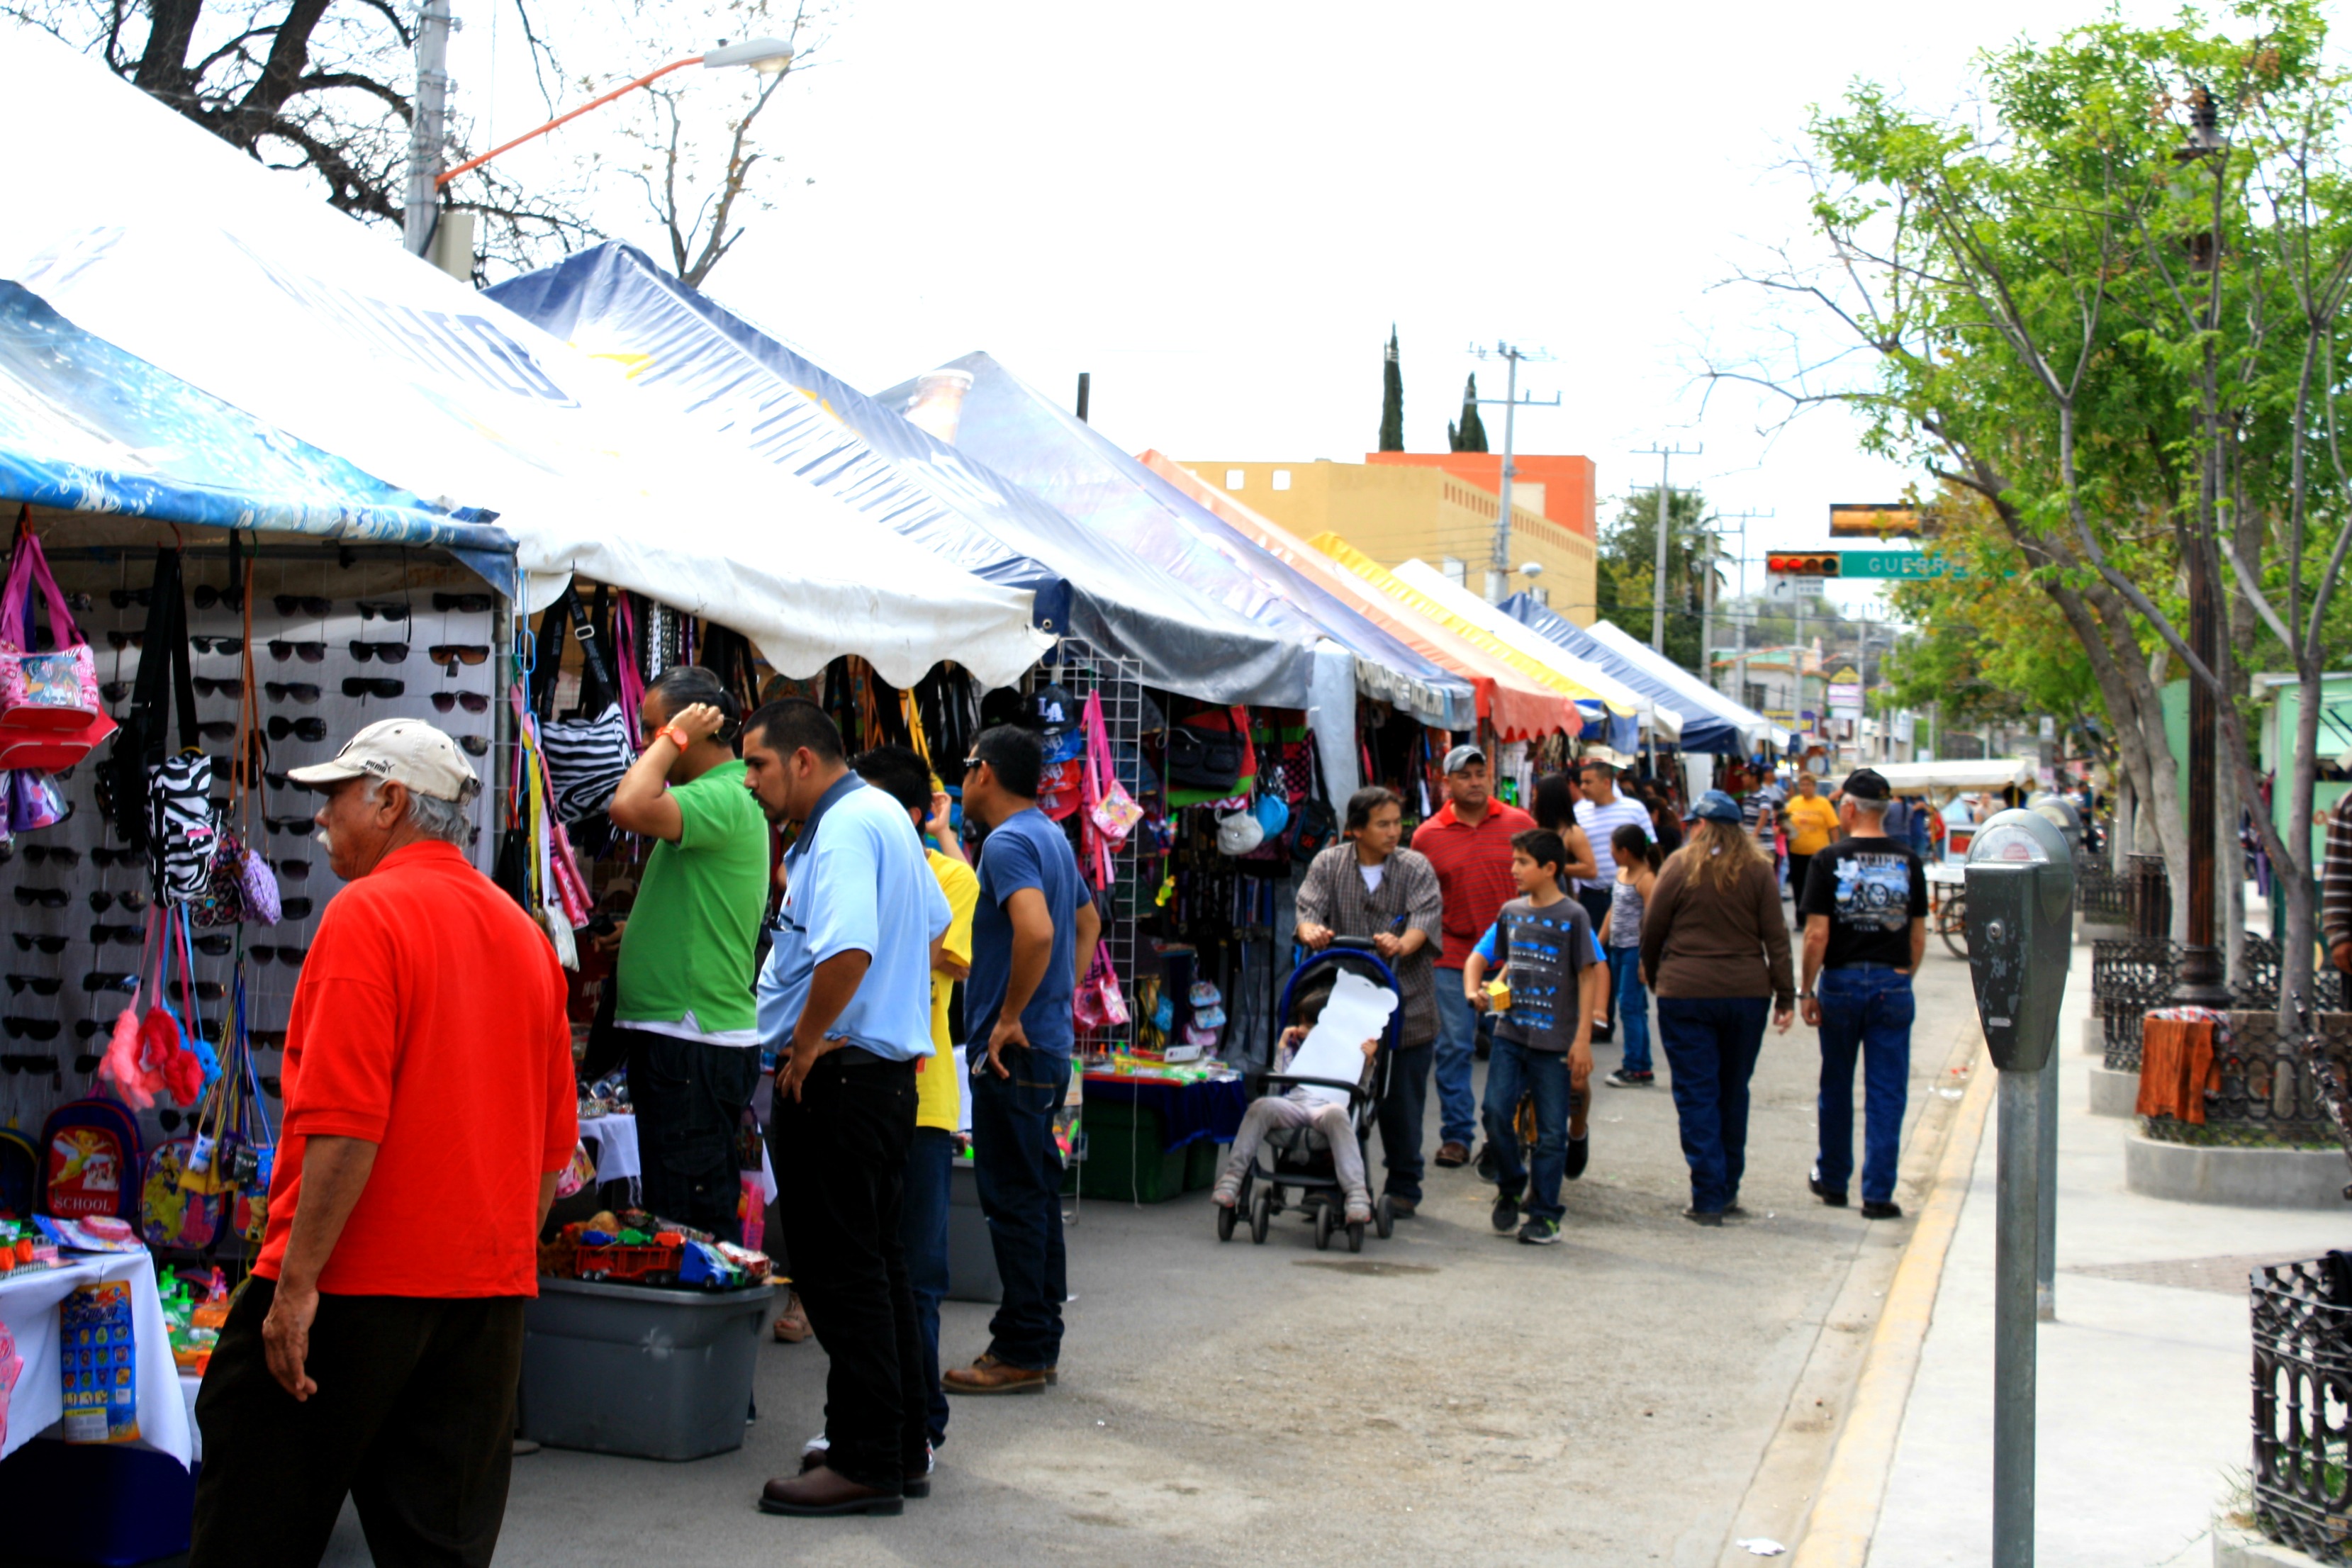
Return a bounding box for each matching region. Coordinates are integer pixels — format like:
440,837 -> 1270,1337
2124,1133 -> 2351,1210
2214,1519 -> 2333,1566
2088,1062 -> 2138,1117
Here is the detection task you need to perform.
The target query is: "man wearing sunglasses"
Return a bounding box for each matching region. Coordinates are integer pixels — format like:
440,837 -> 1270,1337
189,719 -> 573,1568
604,666 -> 771,1245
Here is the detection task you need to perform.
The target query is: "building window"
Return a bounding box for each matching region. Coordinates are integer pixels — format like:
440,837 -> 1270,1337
1225,469 -> 1245,490
1272,469 -> 1292,491
1440,556 -> 1466,586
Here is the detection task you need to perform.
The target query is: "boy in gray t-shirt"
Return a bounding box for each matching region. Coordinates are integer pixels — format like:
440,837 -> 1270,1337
1459,830 -> 1608,1245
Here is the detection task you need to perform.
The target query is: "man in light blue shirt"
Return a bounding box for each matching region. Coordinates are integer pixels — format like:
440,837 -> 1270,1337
741,698 -> 947,1519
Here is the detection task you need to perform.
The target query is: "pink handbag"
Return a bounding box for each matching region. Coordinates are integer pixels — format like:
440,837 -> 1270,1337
1073,941 -> 1129,1031
1082,691 -> 1143,850
0,522 -> 106,739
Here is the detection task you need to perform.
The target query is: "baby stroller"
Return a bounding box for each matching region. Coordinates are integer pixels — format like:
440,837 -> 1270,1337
1218,937 -> 1401,1254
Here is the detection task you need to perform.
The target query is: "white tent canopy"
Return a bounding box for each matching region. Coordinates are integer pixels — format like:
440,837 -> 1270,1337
1867,758 -> 2037,793
1391,560 -> 1679,739
0,33 -> 1047,689
1580,619 -> 1791,750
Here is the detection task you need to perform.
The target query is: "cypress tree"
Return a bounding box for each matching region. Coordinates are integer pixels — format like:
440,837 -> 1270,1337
1378,325 -> 1405,452
1447,374 -> 1489,452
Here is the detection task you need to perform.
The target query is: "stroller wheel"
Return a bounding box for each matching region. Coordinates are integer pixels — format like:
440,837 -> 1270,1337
1249,1186 -> 1272,1245
1346,1219 -> 1365,1254
1216,1199 -> 1236,1243
1314,1204 -> 1335,1251
1374,1195 -> 1394,1240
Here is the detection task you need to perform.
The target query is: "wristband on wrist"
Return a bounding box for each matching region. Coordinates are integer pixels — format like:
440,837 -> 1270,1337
660,724 -> 691,751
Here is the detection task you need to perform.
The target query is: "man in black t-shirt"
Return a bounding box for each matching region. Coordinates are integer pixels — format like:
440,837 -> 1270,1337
1796,768 -> 1929,1220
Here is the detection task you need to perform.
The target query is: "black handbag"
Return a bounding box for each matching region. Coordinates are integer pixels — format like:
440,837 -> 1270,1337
1291,732 -> 1339,863
1166,713 -> 1245,793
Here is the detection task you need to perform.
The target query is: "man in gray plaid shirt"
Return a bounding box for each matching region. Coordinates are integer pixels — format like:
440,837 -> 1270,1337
1294,786 -> 1443,1212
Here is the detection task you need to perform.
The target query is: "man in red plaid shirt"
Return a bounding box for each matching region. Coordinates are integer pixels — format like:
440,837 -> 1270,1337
1411,744 -> 1536,1167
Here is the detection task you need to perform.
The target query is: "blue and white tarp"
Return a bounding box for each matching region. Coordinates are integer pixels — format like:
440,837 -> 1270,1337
0,280 -> 517,593
0,33 -> 1046,689
485,242 -> 1310,707
1497,592 -> 1779,753
873,352 -> 1474,730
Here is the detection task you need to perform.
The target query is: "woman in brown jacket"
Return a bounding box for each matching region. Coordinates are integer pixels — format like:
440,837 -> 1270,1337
1638,790 -> 1796,1225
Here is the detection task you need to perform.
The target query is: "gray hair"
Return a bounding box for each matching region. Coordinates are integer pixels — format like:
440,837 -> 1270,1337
362,777 -> 474,847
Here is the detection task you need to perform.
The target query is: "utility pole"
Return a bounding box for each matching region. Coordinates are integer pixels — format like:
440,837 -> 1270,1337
1469,343 -> 1560,603
1708,508 -> 1771,699
1635,443 -> 1702,659
403,0 -> 454,257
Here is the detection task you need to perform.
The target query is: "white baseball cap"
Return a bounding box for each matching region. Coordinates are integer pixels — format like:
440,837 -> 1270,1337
288,718 -> 482,803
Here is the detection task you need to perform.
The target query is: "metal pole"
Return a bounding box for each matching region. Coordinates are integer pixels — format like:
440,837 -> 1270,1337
1075,371 -> 1091,423
2036,1051 -> 2058,1321
1995,1065 -> 2042,1568
403,0 -> 454,255
1493,348 -> 1520,602
2175,432 -> 2229,1003
1652,449 -> 1671,654
1700,537 -> 1716,695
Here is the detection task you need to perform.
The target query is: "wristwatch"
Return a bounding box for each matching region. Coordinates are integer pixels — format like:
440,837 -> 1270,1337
660,723 -> 692,750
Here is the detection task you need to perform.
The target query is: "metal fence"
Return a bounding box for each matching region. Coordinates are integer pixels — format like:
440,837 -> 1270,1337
2095,939 -> 2344,1073
2252,1256 -> 2352,1562
2076,861 -> 2132,926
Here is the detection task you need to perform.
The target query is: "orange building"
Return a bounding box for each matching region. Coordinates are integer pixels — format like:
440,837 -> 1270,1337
1365,452 -> 1598,541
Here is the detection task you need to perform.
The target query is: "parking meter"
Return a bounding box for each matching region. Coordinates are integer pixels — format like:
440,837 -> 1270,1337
1964,809 -> 2076,1071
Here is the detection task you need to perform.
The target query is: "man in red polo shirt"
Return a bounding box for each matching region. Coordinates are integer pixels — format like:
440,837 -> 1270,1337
1412,744 -> 1536,1167
191,719 -> 575,1568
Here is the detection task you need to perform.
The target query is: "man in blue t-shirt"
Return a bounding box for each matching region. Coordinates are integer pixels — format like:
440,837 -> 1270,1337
944,725 -> 1101,1397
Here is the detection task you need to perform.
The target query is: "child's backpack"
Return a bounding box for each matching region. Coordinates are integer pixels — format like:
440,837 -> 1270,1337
0,1128 -> 39,1219
140,1137 -> 223,1251
39,1097 -> 143,1222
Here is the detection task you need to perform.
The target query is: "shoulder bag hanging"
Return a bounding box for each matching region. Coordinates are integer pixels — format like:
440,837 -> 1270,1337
0,513 -> 115,769
142,566 -> 220,905
534,580 -> 633,826
192,551 -> 278,926
1290,731 -> 1338,863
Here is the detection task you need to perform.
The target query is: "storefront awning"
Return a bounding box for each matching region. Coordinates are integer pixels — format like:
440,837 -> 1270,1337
1497,592 -> 1784,752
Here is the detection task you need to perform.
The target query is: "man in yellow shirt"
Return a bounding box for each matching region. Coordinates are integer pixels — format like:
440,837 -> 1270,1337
1783,772 -> 1842,919
852,745 -> 980,1462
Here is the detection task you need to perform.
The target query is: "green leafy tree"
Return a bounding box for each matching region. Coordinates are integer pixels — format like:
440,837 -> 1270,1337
1447,375 -> 1487,452
1596,486 -> 1717,675
1379,325 -> 1404,452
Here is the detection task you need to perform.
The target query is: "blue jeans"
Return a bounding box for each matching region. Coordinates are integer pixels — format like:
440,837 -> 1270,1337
901,1125 -> 954,1447
1610,948 -> 1652,1075
1814,968 -> 1915,1205
1482,1039 -> 1569,1222
1655,996 -> 1770,1214
1432,970 -> 1487,1146
969,1046 -> 1070,1370
1375,1041 -> 1433,1202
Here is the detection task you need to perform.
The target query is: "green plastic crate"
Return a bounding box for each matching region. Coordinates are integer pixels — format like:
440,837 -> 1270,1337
1185,1135 -> 1223,1191
1076,1101 -> 1187,1202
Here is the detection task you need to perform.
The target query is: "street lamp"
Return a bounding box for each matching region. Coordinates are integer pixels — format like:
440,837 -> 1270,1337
405,33 -> 795,264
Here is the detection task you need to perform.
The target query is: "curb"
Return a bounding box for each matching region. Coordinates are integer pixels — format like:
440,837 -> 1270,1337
1789,1034 -> 1996,1568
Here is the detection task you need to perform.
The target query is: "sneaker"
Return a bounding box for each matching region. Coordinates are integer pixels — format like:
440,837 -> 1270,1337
772,1289 -> 812,1343
1604,1069 -> 1654,1088
1861,1200 -> 1904,1221
1211,1174 -> 1242,1209
1517,1217 -> 1563,1245
1474,1141 -> 1499,1182
1345,1195 -> 1374,1226
1491,1190 -> 1521,1233
1808,1175 -> 1849,1209
1564,1134 -> 1589,1181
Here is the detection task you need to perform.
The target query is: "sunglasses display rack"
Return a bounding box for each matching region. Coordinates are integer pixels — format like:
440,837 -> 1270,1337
0,554 -> 502,1141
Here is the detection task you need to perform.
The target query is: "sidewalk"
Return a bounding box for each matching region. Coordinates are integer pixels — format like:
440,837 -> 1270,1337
1863,941 -> 2348,1567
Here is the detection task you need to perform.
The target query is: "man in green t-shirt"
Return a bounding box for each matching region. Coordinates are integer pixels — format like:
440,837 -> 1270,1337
607,665 -> 772,1241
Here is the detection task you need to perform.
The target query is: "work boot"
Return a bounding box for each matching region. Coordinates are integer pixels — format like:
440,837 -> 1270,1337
943,1354 -> 1049,1395
758,1465 -> 903,1517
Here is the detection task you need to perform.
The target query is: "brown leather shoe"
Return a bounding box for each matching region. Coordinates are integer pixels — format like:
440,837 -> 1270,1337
771,1289 -> 812,1344
758,1465 -> 902,1516
942,1353 -> 1048,1395
1434,1141 -> 1470,1168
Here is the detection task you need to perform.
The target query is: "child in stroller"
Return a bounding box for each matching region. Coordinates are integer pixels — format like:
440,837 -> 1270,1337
1210,942 -> 1399,1252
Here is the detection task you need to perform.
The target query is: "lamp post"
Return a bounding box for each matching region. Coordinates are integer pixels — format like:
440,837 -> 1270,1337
402,35 -> 796,269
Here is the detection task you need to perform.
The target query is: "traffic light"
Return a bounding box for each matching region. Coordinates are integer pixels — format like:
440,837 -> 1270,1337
1765,552 -> 1842,577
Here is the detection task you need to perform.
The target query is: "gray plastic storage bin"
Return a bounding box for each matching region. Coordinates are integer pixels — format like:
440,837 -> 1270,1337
948,1158 -> 1002,1304
519,1277 -> 774,1461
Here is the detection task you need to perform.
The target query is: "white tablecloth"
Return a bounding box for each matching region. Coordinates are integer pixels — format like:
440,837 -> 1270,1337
578,1116 -> 777,1204
0,1251 -> 192,1470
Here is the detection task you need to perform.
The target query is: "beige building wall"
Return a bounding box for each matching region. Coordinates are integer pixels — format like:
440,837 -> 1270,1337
1183,459 -> 1599,627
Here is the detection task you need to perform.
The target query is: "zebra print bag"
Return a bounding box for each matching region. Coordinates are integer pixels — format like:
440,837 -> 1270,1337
532,581 -> 633,826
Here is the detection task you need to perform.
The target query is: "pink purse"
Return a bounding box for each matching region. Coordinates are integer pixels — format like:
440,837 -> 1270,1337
1073,941 -> 1129,1031
0,520 -> 113,769
1082,691 -> 1143,849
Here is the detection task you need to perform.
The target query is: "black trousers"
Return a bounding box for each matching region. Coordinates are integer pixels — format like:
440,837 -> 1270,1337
189,1278 -> 524,1568
770,1052 -> 926,1491
629,1031 -> 760,1242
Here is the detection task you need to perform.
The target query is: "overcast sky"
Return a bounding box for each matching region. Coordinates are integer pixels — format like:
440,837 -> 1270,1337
449,0 -> 2280,619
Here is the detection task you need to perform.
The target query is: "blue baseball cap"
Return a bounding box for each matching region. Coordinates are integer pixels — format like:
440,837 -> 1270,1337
1691,789 -> 1745,824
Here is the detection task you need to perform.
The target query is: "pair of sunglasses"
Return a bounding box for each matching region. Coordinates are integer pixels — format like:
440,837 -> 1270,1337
108,587 -> 151,608
432,690 -> 489,714
351,641 -> 408,664
269,717 -> 328,743
73,1051 -> 101,1073
13,886 -> 67,908
0,1019 -> 58,1041
250,1030 -> 288,1050
193,583 -> 245,611
89,923 -> 140,945
191,934 -> 233,957
265,815 -> 315,836
88,890 -> 148,914
191,636 -> 242,655
5,975 -> 60,996
430,644 -> 488,666
90,846 -> 140,868
194,676 -> 244,698
343,677 -> 403,699
278,897 -> 315,919
273,858 -> 311,880
269,639 -> 325,663
357,600 -> 410,622
459,734 -> 489,757
251,945 -> 307,967
266,681 -> 320,705
11,934 -> 65,954
434,593 -> 493,613
81,972 -> 136,993
105,631 -> 144,650
1,1053 -> 61,1073
74,1019 -> 108,1040
274,593 -> 330,617
196,720 -> 240,741
22,844 -> 79,866
100,680 -> 133,702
